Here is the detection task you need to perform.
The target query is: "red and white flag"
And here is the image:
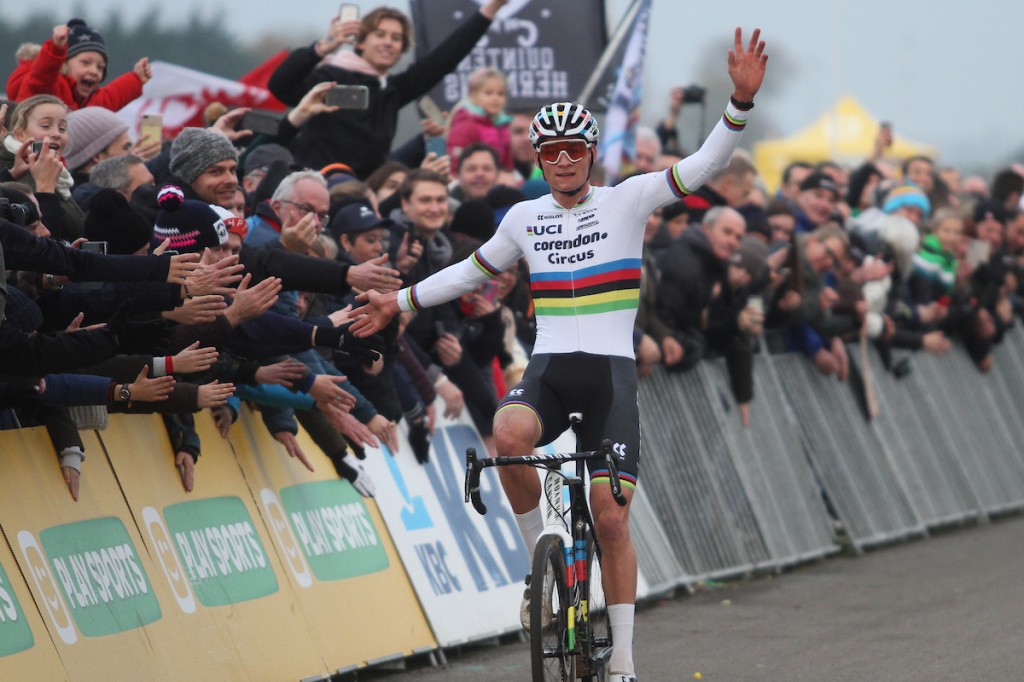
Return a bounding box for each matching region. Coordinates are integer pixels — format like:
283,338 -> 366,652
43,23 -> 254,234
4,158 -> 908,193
117,57 -> 288,139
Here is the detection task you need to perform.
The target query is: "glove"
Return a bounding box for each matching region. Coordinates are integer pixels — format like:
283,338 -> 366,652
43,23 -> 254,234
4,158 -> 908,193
334,453 -> 375,498
315,321 -> 383,365
407,416 -> 431,464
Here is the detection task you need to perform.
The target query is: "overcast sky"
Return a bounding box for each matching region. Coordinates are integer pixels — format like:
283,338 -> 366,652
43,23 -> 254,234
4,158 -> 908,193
10,0 -> 1020,172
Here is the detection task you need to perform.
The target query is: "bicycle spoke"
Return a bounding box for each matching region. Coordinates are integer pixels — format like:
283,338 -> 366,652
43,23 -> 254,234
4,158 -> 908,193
531,535 -> 575,681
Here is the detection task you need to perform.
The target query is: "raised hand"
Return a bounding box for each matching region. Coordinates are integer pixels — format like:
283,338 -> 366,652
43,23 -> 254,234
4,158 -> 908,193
197,380 -> 235,409
162,294 -> 227,325
133,57 -> 153,84
184,249 -> 244,296
287,81 -> 341,128
128,365 -> 175,402
166,251 -> 202,285
350,289 -> 401,337
223,274 -> 281,326
347,254 -> 402,292
254,358 -> 307,385
728,27 -> 768,102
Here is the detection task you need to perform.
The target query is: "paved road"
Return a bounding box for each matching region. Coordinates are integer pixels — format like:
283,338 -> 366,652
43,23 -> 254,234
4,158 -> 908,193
360,515 -> 1024,681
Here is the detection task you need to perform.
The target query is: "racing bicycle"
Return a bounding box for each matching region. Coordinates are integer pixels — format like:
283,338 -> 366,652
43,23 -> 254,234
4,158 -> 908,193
465,414 -> 627,681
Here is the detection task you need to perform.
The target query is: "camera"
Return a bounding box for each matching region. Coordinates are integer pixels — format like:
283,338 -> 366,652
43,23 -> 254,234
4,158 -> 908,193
0,197 -> 31,226
683,84 -> 706,104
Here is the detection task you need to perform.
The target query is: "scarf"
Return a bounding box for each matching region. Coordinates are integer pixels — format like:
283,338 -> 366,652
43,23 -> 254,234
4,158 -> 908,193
323,49 -> 388,88
3,135 -> 75,200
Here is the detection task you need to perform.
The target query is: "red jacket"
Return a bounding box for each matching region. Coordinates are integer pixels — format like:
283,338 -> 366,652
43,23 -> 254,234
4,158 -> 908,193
6,39 -> 143,111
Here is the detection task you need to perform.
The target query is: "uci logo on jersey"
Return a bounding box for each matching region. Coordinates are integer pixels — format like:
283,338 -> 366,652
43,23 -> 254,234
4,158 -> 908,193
527,224 -> 562,236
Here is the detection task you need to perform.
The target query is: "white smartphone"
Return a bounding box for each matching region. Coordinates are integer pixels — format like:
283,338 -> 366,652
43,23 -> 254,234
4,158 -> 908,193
339,3 -> 360,22
418,96 -> 447,128
747,295 -> 764,314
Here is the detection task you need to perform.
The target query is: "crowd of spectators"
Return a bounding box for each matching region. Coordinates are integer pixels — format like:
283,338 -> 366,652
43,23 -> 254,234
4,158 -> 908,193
2,5 -> 1022,505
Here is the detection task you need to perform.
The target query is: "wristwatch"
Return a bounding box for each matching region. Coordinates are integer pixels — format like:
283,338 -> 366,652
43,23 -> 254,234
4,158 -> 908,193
118,384 -> 132,402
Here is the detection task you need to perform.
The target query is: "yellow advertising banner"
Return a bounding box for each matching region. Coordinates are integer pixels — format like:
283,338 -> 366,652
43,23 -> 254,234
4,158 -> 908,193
0,519 -> 66,681
0,426 -> 197,682
100,412 -> 329,681
228,405 -> 436,672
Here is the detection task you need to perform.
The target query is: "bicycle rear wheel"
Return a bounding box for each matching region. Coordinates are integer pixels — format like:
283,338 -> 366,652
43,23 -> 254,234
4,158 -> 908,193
530,535 -> 575,681
579,532 -> 612,681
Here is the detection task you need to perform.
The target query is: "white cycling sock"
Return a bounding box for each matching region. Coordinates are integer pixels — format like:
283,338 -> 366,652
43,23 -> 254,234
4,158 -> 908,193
514,506 -> 545,565
607,603 -> 635,676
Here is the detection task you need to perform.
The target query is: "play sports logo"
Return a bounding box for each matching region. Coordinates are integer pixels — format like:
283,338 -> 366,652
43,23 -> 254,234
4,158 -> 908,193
17,530 -> 76,644
259,489 -> 312,588
143,507 -> 196,613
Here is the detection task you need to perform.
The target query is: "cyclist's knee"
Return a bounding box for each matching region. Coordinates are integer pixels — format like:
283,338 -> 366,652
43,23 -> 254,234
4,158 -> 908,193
493,406 -> 541,455
592,499 -> 632,548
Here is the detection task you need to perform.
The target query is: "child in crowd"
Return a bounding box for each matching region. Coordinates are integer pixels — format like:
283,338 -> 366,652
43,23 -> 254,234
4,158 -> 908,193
6,19 -> 152,111
1,94 -> 86,240
446,67 -> 513,173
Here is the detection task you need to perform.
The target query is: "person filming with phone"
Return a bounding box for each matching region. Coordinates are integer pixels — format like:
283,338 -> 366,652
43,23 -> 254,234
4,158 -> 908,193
268,0 -> 509,179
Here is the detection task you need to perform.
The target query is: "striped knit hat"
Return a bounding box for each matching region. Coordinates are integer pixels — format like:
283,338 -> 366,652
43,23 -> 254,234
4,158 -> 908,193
883,184 -> 930,218
153,185 -> 228,253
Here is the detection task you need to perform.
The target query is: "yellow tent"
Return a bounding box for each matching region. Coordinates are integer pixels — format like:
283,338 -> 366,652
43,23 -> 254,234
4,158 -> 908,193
753,95 -> 936,195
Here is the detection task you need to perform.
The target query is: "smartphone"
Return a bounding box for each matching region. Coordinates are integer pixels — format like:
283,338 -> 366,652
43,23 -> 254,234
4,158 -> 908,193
434,320 -> 447,339
81,241 -> 108,255
241,110 -> 282,136
325,85 -> 370,110
139,113 -> 163,144
339,2 -> 360,22
747,295 -> 764,314
418,96 -> 446,128
30,140 -> 44,155
425,135 -> 447,157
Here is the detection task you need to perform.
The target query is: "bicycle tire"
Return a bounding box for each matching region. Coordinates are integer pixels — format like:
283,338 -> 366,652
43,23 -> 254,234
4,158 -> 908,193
530,534 -> 575,681
579,531 -> 612,681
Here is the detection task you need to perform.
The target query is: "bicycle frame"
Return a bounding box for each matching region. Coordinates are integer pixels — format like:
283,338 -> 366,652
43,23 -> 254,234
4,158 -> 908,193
465,437 -> 626,675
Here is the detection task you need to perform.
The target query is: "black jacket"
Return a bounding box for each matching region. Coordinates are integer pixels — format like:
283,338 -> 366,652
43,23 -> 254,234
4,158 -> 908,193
267,11 -> 493,177
655,226 -> 727,370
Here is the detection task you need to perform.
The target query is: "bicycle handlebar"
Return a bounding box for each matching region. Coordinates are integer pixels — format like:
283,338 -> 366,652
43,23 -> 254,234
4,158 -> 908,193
464,440 -> 627,516
465,447 -> 488,515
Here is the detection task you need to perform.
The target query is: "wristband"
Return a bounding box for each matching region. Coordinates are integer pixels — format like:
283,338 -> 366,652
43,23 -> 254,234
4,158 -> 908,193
165,355 -> 174,375
730,96 -> 754,111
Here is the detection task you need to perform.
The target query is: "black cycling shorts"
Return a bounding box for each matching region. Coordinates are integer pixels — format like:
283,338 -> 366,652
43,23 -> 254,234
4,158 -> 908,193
496,352 -> 641,486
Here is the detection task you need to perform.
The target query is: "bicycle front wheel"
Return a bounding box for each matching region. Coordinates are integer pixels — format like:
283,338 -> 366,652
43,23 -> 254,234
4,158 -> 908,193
530,534 -> 575,681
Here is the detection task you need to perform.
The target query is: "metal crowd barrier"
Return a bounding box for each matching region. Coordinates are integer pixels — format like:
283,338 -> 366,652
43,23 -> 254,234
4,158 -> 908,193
632,326 -> 1024,578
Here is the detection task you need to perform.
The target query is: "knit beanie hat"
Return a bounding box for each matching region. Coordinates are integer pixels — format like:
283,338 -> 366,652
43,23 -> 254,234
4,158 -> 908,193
66,19 -> 108,62
65,107 -> 128,170
169,127 -> 238,185
882,184 -> 930,217
84,188 -> 154,255
153,185 -> 229,253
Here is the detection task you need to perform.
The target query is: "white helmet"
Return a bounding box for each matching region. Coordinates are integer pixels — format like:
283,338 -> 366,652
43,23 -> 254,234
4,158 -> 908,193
529,102 -> 599,150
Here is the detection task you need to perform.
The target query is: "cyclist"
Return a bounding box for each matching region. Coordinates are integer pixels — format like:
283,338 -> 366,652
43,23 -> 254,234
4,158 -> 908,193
353,28 -> 768,682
